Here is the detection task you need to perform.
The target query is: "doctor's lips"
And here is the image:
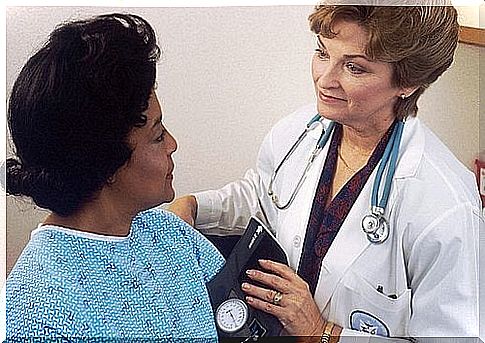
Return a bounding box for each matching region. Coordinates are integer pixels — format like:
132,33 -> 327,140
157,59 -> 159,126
318,91 -> 346,103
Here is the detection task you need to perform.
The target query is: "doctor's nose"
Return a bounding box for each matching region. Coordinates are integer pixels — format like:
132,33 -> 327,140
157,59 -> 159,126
312,56 -> 340,90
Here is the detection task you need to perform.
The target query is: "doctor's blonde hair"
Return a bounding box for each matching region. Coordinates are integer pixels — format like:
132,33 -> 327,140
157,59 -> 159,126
309,5 -> 459,119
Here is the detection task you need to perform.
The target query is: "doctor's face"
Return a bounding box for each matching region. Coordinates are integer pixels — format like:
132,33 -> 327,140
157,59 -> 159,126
312,20 -> 404,131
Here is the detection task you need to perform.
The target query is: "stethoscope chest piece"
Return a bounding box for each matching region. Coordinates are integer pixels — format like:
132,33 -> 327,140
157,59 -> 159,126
361,212 -> 389,244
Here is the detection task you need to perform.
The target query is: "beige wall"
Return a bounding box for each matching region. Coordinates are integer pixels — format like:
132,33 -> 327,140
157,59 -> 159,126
4,8 -> 483,324
481,42 -> 485,153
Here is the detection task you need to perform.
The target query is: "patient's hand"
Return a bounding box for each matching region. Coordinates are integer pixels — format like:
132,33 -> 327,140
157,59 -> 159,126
167,195 -> 197,227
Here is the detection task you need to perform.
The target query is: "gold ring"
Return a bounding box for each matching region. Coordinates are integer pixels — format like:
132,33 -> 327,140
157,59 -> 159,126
272,291 -> 283,305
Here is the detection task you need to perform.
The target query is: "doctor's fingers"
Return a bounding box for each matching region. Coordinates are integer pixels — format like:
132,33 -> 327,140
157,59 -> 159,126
245,268 -> 293,294
243,293 -> 291,325
248,262 -> 311,296
245,292 -> 323,336
241,282 -> 294,307
258,259 -> 298,281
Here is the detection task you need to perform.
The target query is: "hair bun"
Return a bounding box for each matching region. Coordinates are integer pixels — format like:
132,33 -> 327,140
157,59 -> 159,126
6,158 -> 57,199
5,158 -> 31,196
5,158 -> 76,215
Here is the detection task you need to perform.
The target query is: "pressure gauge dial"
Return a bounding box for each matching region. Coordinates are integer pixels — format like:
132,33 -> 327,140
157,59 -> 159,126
215,298 -> 249,333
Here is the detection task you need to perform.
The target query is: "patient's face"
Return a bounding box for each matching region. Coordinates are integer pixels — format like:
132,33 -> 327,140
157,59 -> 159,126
113,92 -> 178,211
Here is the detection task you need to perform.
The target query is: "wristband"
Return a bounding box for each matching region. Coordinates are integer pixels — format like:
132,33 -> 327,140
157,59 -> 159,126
320,321 -> 334,343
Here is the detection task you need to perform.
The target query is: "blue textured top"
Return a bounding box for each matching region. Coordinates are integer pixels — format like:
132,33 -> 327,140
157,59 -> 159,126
6,209 -> 225,341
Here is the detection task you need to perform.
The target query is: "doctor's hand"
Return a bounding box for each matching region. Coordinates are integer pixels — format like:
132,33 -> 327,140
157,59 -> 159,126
167,195 -> 197,227
241,259 -> 326,337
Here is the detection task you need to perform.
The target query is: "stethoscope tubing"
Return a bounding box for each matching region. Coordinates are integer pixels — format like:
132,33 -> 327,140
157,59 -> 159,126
380,120 -> 404,209
268,115 -> 334,210
371,120 -> 404,211
267,114 -> 404,244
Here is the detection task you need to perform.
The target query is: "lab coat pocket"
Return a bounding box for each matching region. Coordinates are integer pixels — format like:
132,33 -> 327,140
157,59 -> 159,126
331,270 -> 411,337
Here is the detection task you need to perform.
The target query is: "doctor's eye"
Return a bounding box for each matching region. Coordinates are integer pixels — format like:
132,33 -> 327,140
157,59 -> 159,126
315,48 -> 329,61
345,62 -> 366,75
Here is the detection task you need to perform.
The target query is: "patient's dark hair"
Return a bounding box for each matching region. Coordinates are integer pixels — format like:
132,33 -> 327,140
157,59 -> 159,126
6,13 -> 160,216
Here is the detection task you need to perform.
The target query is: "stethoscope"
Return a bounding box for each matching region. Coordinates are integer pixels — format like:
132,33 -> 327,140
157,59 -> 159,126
267,114 -> 404,244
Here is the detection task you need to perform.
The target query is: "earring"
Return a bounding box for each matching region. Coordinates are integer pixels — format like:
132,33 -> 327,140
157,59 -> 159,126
400,94 -> 407,99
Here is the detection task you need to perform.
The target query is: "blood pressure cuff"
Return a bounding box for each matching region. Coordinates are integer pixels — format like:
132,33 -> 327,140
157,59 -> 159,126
206,217 -> 289,340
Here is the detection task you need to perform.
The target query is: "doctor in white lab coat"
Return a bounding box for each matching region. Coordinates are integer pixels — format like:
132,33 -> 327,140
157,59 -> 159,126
169,4 -> 482,341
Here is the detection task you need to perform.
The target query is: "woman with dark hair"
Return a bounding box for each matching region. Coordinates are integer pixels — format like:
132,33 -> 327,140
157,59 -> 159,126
4,13 -> 224,340
170,4 -> 482,341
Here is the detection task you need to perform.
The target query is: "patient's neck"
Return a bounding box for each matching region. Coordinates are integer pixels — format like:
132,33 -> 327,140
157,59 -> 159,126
43,194 -> 136,237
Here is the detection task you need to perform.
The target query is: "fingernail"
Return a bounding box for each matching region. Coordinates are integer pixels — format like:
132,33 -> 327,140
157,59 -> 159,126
246,296 -> 253,303
241,283 -> 250,290
246,269 -> 255,276
259,259 -> 269,264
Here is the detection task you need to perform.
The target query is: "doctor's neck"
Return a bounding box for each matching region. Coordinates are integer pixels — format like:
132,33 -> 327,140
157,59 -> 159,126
340,116 -> 395,155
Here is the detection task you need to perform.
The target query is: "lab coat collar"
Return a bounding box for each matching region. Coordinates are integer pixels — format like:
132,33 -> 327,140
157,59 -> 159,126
392,116 -> 424,179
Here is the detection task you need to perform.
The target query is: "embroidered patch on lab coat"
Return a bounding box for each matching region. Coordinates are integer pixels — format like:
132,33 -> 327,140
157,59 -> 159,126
350,310 -> 390,337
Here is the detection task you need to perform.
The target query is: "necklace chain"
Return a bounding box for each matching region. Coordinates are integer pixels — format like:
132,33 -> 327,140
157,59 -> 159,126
338,148 -> 360,173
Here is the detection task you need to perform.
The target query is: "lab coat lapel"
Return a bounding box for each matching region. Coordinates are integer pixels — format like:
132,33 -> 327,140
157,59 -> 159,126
313,178 -> 373,310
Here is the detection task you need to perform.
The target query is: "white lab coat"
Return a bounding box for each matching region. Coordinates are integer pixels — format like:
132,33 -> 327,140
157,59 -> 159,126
194,104 -> 482,341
